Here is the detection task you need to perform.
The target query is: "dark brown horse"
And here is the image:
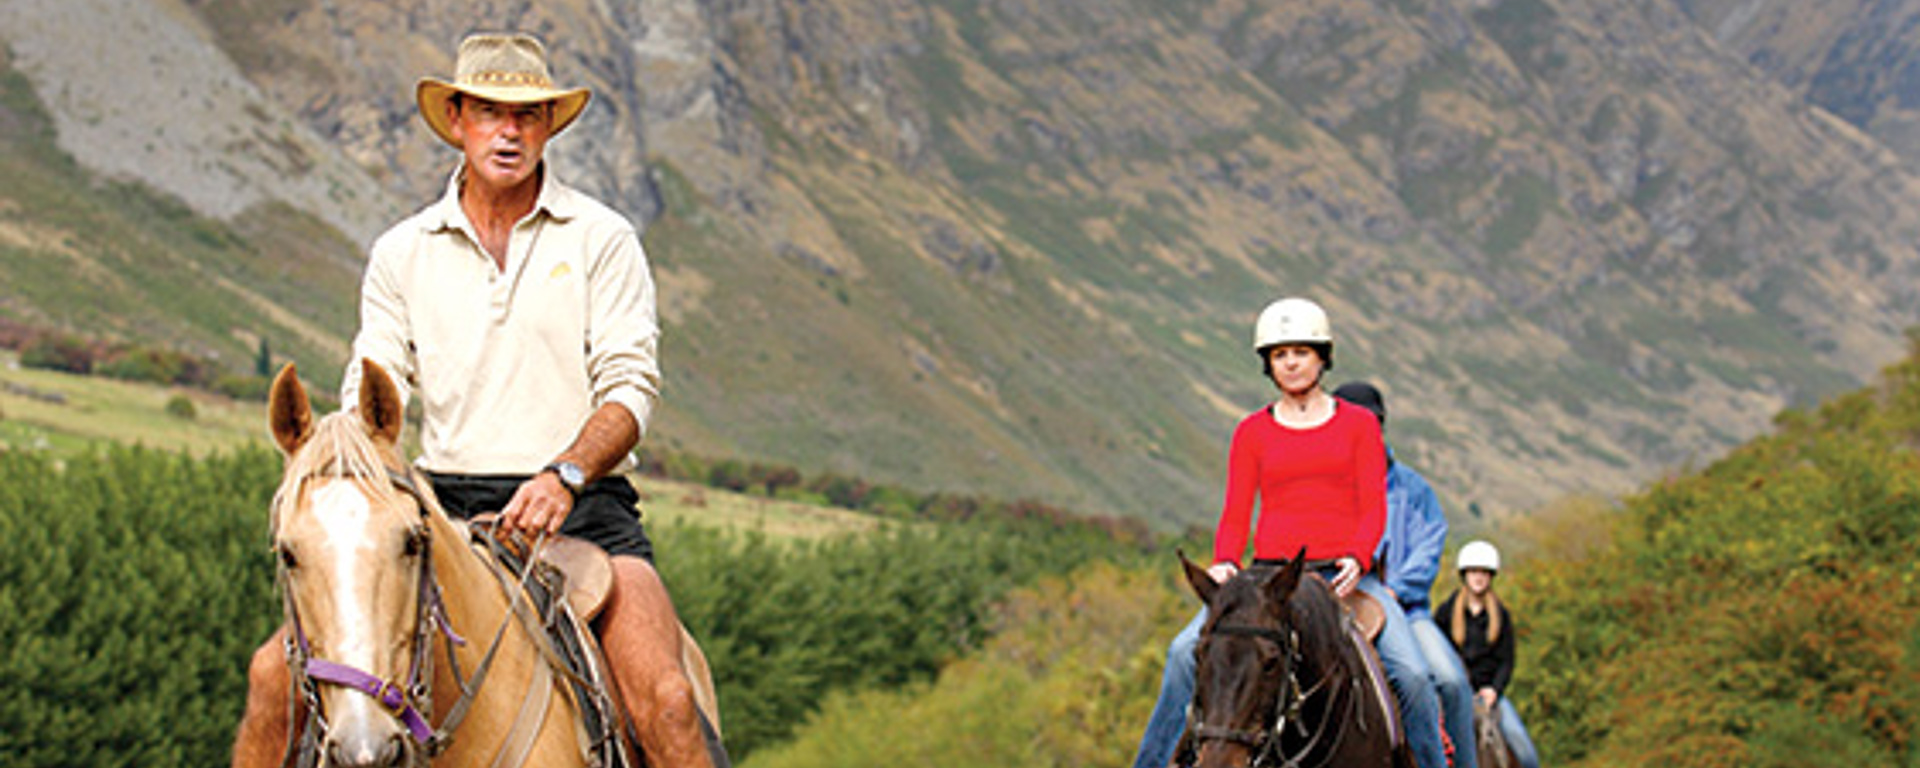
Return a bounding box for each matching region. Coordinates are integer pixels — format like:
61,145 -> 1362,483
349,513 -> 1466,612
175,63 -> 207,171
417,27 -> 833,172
1175,552 -> 1414,768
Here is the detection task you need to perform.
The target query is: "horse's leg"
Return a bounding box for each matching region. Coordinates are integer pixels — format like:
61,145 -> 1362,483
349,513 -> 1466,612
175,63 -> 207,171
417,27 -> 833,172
599,556 -> 722,768
232,626 -> 300,768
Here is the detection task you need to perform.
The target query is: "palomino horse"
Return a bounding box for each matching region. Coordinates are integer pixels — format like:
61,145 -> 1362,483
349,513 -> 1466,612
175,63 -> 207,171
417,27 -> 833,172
265,361 -> 718,767
1474,698 -> 1519,768
1175,552 -> 1414,768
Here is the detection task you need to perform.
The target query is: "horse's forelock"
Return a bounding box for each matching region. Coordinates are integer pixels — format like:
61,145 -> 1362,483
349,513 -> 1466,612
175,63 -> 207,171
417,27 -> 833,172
270,411 -> 410,537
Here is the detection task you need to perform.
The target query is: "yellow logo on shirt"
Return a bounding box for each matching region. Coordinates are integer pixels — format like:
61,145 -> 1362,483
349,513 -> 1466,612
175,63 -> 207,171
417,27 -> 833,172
549,262 -> 573,280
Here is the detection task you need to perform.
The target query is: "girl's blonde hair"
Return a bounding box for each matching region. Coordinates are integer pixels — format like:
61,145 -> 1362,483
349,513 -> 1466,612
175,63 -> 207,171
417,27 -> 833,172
1449,579 -> 1502,647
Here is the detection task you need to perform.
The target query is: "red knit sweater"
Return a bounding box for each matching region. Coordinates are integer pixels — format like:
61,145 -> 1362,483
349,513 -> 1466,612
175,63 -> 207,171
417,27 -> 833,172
1212,400 -> 1388,571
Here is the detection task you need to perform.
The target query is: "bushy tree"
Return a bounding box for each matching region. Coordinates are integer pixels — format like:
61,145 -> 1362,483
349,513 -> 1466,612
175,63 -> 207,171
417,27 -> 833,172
0,446 -> 280,767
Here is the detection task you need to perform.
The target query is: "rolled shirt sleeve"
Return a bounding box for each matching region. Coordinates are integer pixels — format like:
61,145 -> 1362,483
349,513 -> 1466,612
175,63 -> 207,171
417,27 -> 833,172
584,225 -> 661,437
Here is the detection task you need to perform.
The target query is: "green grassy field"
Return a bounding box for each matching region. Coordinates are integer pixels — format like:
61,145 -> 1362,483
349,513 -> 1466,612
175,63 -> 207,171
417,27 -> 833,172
0,351 -> 878,540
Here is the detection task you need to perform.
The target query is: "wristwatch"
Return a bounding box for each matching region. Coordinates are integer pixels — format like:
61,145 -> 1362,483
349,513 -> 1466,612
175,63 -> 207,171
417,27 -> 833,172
541,460 -> 587,497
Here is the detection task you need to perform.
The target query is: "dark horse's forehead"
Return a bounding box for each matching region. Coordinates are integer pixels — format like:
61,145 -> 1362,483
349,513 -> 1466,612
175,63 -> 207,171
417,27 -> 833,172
1211,567 -> 1282,621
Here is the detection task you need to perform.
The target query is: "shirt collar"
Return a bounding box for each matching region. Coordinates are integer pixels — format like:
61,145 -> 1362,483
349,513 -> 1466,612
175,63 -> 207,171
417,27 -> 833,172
423,160 -> 579,234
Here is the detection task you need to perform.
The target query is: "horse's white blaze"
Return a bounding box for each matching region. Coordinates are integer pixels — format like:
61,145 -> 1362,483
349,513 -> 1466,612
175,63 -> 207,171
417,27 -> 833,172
307,479 -> 397,718
305,480 -> 414,737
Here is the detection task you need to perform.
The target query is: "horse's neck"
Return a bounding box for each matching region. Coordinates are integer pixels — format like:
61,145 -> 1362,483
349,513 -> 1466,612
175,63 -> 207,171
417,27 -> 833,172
427,512 -> 513,635
422,510 -> 587,764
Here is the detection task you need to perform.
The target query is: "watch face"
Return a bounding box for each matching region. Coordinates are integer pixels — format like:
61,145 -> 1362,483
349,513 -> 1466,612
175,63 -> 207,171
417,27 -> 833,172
550,461 -> 585,490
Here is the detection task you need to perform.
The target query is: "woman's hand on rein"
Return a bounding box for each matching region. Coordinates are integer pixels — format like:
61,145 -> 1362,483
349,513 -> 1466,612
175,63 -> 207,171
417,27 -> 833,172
1329,556 -> 1361,598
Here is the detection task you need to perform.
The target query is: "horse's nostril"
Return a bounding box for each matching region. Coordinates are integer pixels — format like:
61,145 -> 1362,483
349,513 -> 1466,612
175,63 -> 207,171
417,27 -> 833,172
382,732 -> 409,767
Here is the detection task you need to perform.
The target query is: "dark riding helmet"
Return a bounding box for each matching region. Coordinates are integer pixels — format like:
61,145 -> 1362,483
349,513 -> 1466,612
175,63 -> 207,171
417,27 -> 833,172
1331,381 -> 1385,425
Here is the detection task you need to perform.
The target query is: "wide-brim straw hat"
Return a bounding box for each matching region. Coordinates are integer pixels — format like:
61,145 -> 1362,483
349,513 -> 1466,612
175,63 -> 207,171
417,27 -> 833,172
416,33 -> 591,148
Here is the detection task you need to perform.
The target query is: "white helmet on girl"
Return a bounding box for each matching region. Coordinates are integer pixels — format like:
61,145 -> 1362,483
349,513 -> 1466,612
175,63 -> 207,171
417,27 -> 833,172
1253,297 -> 1332,350
1457,540 -> 1501,573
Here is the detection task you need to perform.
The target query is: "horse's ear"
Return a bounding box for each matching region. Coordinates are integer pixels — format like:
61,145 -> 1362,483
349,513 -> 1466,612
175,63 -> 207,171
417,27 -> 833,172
356,358 -> 405,446
1260,548 -> 1308,616
1180,549 -> 1220,606
268,363 -> 314,456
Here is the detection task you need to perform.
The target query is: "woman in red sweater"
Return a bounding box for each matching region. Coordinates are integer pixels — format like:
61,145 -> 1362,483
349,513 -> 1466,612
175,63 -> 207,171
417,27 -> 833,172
1130,297 -> 1448,768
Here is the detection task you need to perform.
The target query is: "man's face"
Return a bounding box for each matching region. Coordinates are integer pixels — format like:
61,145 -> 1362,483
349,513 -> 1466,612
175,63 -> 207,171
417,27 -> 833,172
447,96 -> 554,192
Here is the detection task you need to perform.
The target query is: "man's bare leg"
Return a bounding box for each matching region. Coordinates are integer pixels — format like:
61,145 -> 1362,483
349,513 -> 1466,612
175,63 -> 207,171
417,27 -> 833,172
232,626 -> 295,768
600,556 -> 715,768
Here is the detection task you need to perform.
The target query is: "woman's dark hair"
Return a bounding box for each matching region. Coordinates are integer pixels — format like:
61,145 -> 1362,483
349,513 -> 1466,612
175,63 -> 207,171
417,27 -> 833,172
1258,342 -> 1333,377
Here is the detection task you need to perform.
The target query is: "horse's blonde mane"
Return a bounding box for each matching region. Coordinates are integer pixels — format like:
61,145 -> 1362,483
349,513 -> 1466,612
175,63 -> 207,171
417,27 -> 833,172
270,410 -> 411,537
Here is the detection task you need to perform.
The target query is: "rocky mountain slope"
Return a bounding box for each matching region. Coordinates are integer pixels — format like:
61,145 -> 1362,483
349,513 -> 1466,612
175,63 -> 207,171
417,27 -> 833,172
1681,0 -> 1920,165
5,0 -> 1920,527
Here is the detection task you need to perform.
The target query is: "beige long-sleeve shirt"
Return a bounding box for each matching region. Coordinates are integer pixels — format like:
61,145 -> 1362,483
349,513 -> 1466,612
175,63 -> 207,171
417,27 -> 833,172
341,164 -> 660,475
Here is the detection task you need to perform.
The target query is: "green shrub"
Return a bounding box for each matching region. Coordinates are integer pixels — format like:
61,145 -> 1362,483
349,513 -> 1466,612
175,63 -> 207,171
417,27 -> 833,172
163,395 -> 197,420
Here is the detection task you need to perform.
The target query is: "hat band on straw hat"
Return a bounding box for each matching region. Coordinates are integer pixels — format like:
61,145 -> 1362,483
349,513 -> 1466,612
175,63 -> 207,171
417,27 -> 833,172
464,70 -> 554,88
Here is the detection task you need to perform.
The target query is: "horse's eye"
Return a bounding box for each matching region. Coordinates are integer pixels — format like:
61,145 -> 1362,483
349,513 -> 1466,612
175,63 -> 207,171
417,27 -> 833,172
274,543 -> 298,569
403,528 -> 428,557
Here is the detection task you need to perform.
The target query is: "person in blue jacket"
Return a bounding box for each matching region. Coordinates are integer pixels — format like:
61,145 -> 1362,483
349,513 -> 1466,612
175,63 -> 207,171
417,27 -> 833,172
1333,382 -> 1478,768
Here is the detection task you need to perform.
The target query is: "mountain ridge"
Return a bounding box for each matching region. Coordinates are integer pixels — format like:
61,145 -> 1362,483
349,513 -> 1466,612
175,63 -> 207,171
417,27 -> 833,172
5,0 -> 1920,526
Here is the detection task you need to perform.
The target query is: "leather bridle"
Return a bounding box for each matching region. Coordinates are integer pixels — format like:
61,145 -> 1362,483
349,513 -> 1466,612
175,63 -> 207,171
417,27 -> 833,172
275,467 -> 463,767
1186,621 -> 1350,768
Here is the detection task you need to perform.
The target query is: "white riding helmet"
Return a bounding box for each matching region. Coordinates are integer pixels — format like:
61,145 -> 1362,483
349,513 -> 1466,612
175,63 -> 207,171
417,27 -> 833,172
1252,297 -> 1332,350
1253,297 -> 1334,370
1457,540 -> 1501,573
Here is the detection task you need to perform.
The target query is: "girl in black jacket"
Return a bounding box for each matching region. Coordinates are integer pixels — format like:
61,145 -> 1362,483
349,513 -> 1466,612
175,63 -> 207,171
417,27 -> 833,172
1436,541 -> 1541,768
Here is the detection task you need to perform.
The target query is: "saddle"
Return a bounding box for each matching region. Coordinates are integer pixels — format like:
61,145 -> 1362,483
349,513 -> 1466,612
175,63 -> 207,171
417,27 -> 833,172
1339,590 -> 1386,643
539,535 -> 615,620
1338,590 -> 1405,751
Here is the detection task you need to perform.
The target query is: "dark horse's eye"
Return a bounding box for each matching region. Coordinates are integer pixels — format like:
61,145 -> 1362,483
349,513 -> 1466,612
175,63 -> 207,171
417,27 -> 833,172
274,543 -> 298,570
402,528 -> 428,557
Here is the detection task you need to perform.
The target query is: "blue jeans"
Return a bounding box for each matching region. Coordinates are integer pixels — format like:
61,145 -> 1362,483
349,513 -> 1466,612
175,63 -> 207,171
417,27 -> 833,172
1129,574 -> 1449,768
1356,574 -> 1448,768
1130,607 -> 1205,768
1410,615 -> 1478,768
1498,697 -> 1540,768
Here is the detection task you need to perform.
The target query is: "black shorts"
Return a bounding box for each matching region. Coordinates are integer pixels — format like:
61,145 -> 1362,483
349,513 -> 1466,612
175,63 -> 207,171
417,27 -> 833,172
425,471 -> 655,563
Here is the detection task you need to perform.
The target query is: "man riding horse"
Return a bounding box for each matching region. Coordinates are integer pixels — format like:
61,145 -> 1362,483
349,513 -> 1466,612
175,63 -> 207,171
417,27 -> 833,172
232,32 -> 720,768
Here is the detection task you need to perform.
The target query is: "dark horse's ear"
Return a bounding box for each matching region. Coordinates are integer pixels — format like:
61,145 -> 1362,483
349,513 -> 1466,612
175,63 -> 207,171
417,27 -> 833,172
1259,547 -> 1308,619
356,358 -> 405,446
268,363 -> 313,456
1179,549 -> 1221,606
